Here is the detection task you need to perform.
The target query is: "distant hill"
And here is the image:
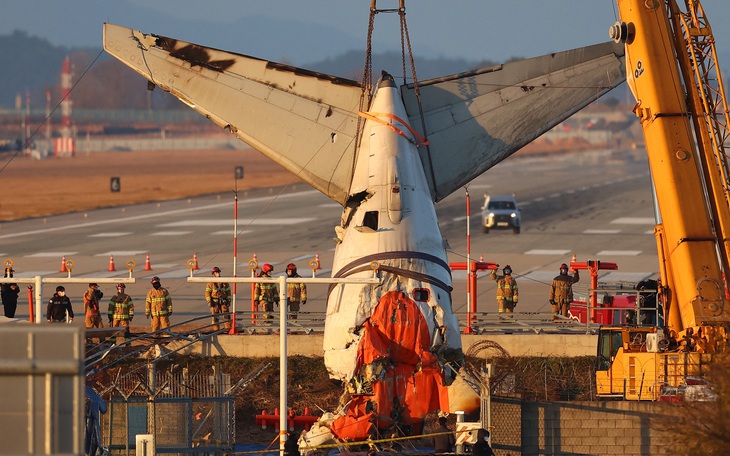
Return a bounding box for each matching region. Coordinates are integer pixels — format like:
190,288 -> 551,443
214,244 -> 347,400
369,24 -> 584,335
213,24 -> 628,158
8,30 -> 728,115
0,31 -> 499,112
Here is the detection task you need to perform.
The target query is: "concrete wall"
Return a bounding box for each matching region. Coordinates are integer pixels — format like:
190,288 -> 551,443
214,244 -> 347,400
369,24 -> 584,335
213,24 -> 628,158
168,333 -> 598,358
489,400 -> 675,456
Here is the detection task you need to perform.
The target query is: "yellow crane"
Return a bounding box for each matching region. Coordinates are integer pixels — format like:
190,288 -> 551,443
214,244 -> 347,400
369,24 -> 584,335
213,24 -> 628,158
596,0 -> 730,400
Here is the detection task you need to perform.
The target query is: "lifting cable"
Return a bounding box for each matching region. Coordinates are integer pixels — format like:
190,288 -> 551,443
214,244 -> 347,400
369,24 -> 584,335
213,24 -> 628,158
355,1 -> 436,191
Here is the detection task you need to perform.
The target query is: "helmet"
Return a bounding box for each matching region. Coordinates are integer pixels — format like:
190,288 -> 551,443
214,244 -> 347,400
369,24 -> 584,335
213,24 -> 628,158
261,263 -> 274,273
56,286 -> 65,292
116,283 -> 126,289
212,266 -> 221,274
503,265 -> 512,275
89,283 -> 98,288
286,263 -> 297,274
151,276 -> 160,284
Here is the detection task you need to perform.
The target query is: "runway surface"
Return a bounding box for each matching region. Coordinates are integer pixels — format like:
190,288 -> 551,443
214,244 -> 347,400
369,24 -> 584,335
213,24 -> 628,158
0,148 -> 658,325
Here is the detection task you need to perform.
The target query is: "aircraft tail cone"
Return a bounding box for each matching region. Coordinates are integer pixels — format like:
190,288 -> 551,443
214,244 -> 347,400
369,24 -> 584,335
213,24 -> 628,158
108,255 -> 116,272
193,252 -> 200,270
144,253 -> 152,271
60,256 -> 68,273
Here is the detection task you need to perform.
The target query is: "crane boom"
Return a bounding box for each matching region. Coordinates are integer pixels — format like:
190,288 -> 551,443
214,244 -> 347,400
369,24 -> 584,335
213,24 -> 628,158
597,0 -> 730,400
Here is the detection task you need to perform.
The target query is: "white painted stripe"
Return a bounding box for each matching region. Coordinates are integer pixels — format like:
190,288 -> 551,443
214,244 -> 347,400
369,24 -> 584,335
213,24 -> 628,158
212,230 -> 253,235
611,217 -> 655,225
78,271 -> 134,279
318,203 -> 341,208
525,249 -> 571,255
0,190 -> 320,240
144,263 -> 178,269
93,251 -> 148,256
645,229 -> 655,235
533,197 -> 544,202
596,250 -> 642,256
25,252 -> 78,257
89,232 -> 131,238
453,216 -> 467,222
583,229 -> 621,234
160,218 -> 316,227
13,271 -> 57,278
151,231 -> 193,236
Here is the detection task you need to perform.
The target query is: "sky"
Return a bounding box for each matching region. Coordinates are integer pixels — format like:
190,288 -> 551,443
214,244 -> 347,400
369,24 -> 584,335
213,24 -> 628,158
3,0 -> 729,66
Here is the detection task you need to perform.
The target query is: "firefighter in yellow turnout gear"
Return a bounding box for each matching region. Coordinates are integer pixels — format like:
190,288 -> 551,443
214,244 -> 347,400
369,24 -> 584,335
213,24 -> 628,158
254,263 -> 279,323
490,265 -> 518,313
550,263 -> 579,318
145,276 -> 172,332
206,266 -> 231,331
285,263 -> 306,321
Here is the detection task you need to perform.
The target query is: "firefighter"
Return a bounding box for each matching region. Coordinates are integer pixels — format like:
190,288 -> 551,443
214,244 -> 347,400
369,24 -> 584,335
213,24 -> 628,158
145,276 -> 172,332
84,283 -> 104,329
254,263 -> 279,324
490,265 -> 518,313
108,283 -> 134,328
285,263 -> 306,321
549,263 -> 580,318
47,285 -> 74,323
205,266 -> 231,331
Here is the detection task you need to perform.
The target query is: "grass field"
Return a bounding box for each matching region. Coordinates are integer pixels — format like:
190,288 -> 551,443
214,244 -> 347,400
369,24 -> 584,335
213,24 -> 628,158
0,148 -> 300,221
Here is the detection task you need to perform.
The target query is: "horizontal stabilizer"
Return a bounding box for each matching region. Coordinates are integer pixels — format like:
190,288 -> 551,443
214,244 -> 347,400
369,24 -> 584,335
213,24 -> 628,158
401,41 -> 626,201
103,23 -> 364,205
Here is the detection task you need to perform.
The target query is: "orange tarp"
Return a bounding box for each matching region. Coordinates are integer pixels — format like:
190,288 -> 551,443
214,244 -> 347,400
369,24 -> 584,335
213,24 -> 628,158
330,291 -> 449,441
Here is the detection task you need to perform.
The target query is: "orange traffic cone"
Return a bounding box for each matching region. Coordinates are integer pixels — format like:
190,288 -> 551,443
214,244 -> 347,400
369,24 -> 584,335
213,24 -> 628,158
315,252 -> 321,270
108,255 -> 116,271
144,253 -> 152,271
570,253 -> 577,272
60,255 -> 68,273
193,252 -> 200,270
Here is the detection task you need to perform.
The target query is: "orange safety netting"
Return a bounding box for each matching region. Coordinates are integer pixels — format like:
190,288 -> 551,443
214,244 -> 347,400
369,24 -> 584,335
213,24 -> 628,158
330,291 -> 449,441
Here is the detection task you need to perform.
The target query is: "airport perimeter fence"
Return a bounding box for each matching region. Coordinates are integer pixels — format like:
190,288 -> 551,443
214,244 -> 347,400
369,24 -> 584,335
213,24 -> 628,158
101,366 -> 235,455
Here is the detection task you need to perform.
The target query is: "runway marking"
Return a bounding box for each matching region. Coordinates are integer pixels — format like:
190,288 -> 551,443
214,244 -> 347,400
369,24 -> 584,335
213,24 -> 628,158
645,229 -> 654,235
151,231 -> 193,236
25,252 -> 78,257
525,249 -> 571,255
13,270 -> 57,278
160,218 -> 316,227
584,229 -> 621,234
212,230 -> 253,235
290,254 -> 315,261
319,203 -> 341,208
145,263 -> 178,269
611,217 -> 655,225
596,250 -> 642,256
0,190 -> 320,240
93,250 -> 148,256
89,232 -> 131,238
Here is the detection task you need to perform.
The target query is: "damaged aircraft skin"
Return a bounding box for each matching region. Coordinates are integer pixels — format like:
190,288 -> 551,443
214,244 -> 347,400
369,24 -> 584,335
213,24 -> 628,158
103,22 -> 625,446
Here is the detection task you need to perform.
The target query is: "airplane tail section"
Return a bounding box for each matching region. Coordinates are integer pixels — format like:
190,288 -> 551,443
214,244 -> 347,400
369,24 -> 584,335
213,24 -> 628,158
103,23 -> 364,205
401,41 -> 626,201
